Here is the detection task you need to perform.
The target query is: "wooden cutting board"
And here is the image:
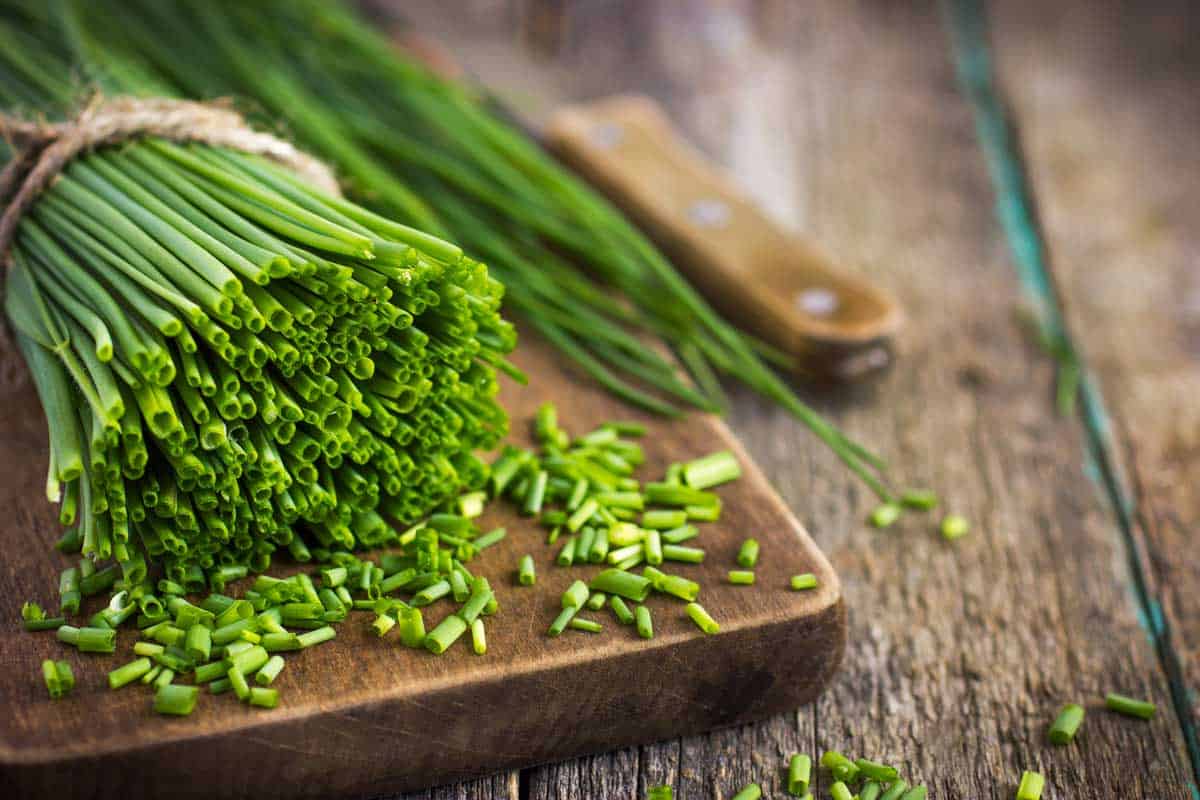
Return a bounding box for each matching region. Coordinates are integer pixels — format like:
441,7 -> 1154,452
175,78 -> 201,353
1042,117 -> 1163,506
0,326 -> 844,799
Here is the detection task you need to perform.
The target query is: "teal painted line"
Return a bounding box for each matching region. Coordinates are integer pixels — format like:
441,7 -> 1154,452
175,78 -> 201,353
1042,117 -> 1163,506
944,0 -> 1200,784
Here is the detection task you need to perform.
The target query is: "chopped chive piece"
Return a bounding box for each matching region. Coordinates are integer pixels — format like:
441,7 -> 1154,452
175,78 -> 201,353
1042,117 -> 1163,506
548,606 -> 579,638
607,542 -> 643,565
563,580 -> 590,609
1048,703 -> 1085,744
899,788 -> 927,800
371,613 -> 396,637
153,668 -> 175,690
644,529 -> 663,565
185,624 -> 212,663
685,602 -> 719,634
820,751 -> 859,783
860,783 -> 882,800
473,527 -> 507,550
523,471 -> 549,516
790,574 -> 819,591
642,510 -> 687,530
940,514 -> 970,540
635,605 -> 654,639
470,618 -> 487,655
412,580 -> 452,607
643,567 -> 700,602
830,782 -> 853,800
261,632 -> 302,653
518,555 -> 536,586
728,570 -> 755,585
879,779 -> 908,800
424,614 -> 468,654
730,785 -> 761,800
606,421 -> 646,437
595,491 -> 644,510
194,661 -> 227,684
248,687 -> 279,709
736,538 -> 760,568
686,503 -> 722,522
228,645 -> 269,676
297,626 -> 336,648
589,527 -> 610,563
682,450 -> 741,489
58,625 -> 117,653
108,657 -> 153,690
556,536 -> 577,567
228,666 -> 251,701
663,544 -> 705,563
1105,692 -> 1156,719
589,569 -> 653,602
611,596 -> 636,625
154,684 -> 199,716
647,785 -> 673,800
586,591 -> 607,611
134,641 -> 165,657
608,523 -> 645,547
643,483 -> 718,507
209,678 -> 233,695
459,579 -> 495,624
449,570 -> 470,603
42,659 -> 74,699
855,759 -> 899,782
576,527 -> 597,562
1016,771 -> 1044,800
787,754 -> 812,796
661,525 -> 699,544
568,618 -> 603,633
900,489 -> 939,510
257,655 -> 285,686
398,607 -> 427,648
567,498 -> 598,532
869,503 -> 902,528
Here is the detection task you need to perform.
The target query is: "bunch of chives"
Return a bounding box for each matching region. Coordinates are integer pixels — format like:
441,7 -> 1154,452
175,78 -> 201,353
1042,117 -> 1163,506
0,15 -> 516,597
52,0 -> 901,501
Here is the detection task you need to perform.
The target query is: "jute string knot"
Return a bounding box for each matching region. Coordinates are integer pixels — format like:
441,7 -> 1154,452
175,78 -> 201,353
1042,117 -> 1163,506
0,95 -> 341,266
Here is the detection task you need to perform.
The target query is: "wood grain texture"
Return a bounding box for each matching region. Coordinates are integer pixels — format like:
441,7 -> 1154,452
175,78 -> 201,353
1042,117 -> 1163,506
0,326 -> 843,798
989,0 -> 1200,769
392,0 -> 1198,797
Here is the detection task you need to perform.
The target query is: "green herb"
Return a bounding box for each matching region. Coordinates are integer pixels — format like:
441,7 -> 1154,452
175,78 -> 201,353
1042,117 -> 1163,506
635,605 -> 654,640
790,574 -> 819,591
830,782 -> 853,800
248,687 -> 279,709
900,489 -> 938,510
517,554 -> 536,586
681,451 -> 742,490
562,580 -> 590,609
1105,692 -> 1156,719
820,751 -> 859,784
589,569 -> 652,602
646,786 -> 672,800
642,510 -> 688,530
685,602 -> 719,634
736,538 -> 759,568
642,567 -> 700,602
154,684 -> 199,716
730,785 -> 761,800
728,571 -> 755,586
869,504 -> 902,529
940,514 -> 970,540
899,788 -> 927,800
423,614 -> 468,654
1048,703 -> 1084,744
470,618 -> 487,654
42,659 -> 74,699
879,779 -> 908,800
547,606 -> 578,638
855,759 -> 899,783
256,655 -> 285,686
568,618 -> 603,634
1016,771 -> 1044,800
860,783 -> 882,800
610,596 -> 635,625
108,657 -> 153,689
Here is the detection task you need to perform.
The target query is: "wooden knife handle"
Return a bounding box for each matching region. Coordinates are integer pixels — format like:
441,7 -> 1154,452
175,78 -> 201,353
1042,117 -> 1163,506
545,95 -> 903,382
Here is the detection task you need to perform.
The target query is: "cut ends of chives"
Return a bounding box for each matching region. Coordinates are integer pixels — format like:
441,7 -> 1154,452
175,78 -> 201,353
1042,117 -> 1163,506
869,503 -> 902,529
1047,703 -> 1085,744
1016,770 -> 1044,800
940,514 -> 970,541
154,684 -> 199,716
790,573 -> 818,591
1104,692 -> 1156,720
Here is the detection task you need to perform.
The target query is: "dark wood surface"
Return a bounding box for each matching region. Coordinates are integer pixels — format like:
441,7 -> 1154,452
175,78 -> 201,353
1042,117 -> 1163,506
0,328 -> 844,797
378,0 -> 1200,797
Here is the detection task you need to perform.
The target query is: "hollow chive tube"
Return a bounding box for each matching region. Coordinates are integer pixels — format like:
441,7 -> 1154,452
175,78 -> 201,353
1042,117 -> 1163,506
643,529 -> 663,565
522,470 -> 548,516
228,645 -> 269,676
855,759 -> 899,782
371,614 -> 395,637
58,625 -> 117,653
736,538 -> 760,568
589,527 -> 610,563
860,782 -> 882,800
900,787 -> 926,800
412,580 -> 452,607
635,605 -> 653,639
940,514 -> 970,540
562,580 -> 590,609
788,754 -> 811,796
586,591 -> 607,611
548,606 -> 578,638
154,684 -> 199,716
829,783 -> 852,800
257,655 -> 285,686
194,660 -> 228,683
661,525 -> 699,544
297,626 -> 336,648
663,545 -> 706,564
398,607 -> 427,648
567,498 -> 598,532
1105,692 -> 1156,719
1048,703 -> 1085,744
681,451 -> 741,489
42,660 -> 69,699
459,580 -> 494,624
685,603 -> 720,634
728,570 -> 755,585
185,624 -> 212,663
449,570 -> 470,602
108,657 -> 154,690
59,567 -> 81,615
821,751 -> 859,783
590,569 -> 653,602
424,614 -> 468,654
608,523 -> 645,547
575,526 -> 596,562
473,527 -> 507,550
209,678 -> 233,695
1016,772 -> 1044,800
470,618 -> 487,655
879,779 -> 908,800
228,665 -> 251,701
730,785 -> 761,800
901,489 -> 939,510
514,555 -> 535,589
568,618 -> 603,633
606,543 -> 642,565
611,596 -> 635,625
642,510 -> 687,530
248,687 -> 279,709
261,632 -> 302,652
646,785 -> 672,800
869,503 -> 902,528
643,567 -> 700,602
556,536 -> 577,567
791,574 -> 819,591
211,617 -> 258,646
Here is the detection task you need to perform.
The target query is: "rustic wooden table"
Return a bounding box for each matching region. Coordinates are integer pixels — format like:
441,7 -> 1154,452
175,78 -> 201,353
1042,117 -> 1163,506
378,1 -> 1200,797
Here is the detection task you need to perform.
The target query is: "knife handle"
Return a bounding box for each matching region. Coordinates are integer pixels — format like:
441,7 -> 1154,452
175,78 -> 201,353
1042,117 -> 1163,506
545,95 -> 902,382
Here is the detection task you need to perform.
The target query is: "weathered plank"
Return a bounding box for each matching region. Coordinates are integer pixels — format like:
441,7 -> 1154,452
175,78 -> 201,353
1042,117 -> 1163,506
392,1 -> 1197,798
989,0 -> 1200,772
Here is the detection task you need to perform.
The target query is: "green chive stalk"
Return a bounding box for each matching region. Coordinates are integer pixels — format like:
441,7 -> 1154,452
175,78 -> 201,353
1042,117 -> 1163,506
41,0 -> 899,500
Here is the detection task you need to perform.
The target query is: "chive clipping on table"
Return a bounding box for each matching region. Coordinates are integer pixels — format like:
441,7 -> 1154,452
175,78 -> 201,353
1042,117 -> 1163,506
729,784 -> 761,800
860,782 -> 882,800
1047,703 -> 1085,744
790,574 -> 818,591
1105,692 -> 1156,719
518,554 -> 536,586
869,503 -> 902,529
787,754 -> 811,796
879,779 -> 908,800
899,787 -> 927,800
1016,770 -> 1044,800
728,570 -> 755,586
855,759 -> 899,783
635,605 -> 654,640
470,618 -> 487,654
736,538 -> 759,568
154,683 -> 198,716
610,596 -> 635,625
42,659 -> 74,699
829,781 -> 853,800
646,786 -> 673,800
685,602 -> 719,635
568,618 -> 603,634
821,751 -> 860,784
940,514 -> 970,541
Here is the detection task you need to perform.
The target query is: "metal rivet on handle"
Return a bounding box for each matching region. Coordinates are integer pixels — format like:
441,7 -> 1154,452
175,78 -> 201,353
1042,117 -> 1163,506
590,122 -> 624,149
687,198 -> 731,229
796,287 -> 839,316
